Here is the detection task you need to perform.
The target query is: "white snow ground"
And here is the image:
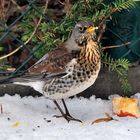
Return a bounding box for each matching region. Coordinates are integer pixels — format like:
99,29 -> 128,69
0,94 -> 140,140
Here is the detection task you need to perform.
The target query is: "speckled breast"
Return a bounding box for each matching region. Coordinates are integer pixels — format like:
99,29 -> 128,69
43,61 -> 101,100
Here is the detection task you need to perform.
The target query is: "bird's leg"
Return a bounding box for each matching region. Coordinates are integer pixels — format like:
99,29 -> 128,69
61,99 -> 82,122
53,100 -> 82,122
61,99 -> 71,117
53,100 -> 65,117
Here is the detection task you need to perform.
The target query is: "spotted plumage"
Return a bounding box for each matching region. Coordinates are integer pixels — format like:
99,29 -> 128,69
5,20 -> 101,122
43,38 -> 100,100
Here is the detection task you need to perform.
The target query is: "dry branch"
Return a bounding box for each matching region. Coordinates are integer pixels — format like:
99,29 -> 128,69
0,0 -> 49,61
102,42 -> 131,50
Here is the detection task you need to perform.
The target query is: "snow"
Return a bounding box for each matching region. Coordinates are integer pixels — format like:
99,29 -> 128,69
0,94 -> 140,140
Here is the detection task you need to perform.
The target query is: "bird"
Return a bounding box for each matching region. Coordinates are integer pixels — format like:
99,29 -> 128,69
2,20 -> 101,122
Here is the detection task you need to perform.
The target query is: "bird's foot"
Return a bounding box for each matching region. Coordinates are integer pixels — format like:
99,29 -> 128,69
53,114 -> 82,123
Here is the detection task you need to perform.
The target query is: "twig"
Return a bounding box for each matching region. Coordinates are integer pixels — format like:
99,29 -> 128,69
0,46 -> 23,60
102,42 -> 131,50
97,7 -> 118,43
58,0 -> 65,5
0,0 -> 49,61
98,8 -> 117,29
97,23 -> 106,43
0,104 -> 3,114
10,0 -> 21,11
58,0 -> 71,15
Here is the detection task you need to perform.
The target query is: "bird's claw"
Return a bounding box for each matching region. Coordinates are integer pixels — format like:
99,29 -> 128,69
53,114 -> 82,123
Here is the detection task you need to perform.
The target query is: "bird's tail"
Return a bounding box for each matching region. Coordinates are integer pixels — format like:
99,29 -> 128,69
0,73 -> 45,94
0,71 -> 25,84
0,72 -> 40,84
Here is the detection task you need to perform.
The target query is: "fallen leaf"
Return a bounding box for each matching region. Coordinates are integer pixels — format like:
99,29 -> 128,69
92,113 -> 118,124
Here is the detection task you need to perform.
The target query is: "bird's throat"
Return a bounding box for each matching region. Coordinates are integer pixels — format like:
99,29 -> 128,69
79,39 -> 100,66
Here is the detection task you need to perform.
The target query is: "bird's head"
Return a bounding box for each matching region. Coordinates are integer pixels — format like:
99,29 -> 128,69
72,20 -> 98,46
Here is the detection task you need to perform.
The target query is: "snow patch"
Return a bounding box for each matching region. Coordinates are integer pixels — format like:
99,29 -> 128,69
0,93 -> 140,140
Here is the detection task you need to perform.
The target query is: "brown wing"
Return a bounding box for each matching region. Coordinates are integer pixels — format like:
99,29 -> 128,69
28,45 -> 78,75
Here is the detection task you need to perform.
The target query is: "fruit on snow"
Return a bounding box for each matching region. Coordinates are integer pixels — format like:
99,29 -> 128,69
112,97 -> 140,118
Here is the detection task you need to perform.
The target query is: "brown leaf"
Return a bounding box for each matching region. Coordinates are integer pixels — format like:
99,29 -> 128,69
92,113 -> 118,124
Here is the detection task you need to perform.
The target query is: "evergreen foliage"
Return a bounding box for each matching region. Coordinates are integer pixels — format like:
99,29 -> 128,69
1,0 -> 136,93
102,53 -> 132,93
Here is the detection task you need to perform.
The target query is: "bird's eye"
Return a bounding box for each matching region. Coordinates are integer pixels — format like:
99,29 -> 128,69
79,27 -> 84,32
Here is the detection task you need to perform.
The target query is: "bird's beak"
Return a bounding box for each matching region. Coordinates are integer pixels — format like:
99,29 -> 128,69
86,26 -> 98,33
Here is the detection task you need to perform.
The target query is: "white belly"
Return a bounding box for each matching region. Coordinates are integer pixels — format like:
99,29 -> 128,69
46,63 -> 101,100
